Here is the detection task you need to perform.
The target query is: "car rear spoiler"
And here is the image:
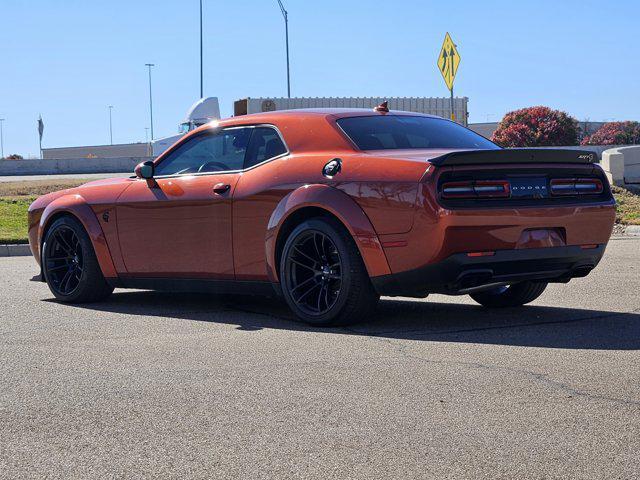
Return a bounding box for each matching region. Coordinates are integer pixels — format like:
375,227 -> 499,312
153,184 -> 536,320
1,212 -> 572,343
429,149 -> 597,167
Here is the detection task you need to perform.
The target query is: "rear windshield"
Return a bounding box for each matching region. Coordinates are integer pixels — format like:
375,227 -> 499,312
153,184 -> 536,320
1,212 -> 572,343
337,115 -> 499,151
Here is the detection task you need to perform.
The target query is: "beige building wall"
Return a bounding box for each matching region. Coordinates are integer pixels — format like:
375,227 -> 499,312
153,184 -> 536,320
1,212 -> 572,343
43,143 -> 151,160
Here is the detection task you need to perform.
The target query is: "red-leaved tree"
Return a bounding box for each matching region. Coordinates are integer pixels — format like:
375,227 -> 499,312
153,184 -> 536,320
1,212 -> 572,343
581,121 -> 640,146
491,106 -> 579,147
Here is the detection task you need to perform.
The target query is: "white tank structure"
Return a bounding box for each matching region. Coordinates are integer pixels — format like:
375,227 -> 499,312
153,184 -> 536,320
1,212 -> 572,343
151,97 -> 221,157
233,97 -> 469,126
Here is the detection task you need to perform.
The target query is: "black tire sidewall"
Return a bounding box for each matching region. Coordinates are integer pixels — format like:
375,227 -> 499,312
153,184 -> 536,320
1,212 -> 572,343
280,218 -> 357,325
43,216 -> 101,302
470,281 -> 547,308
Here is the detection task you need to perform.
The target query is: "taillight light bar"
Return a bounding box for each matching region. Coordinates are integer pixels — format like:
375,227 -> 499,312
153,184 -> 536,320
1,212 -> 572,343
441,180 -> 510,199
550,178 -> 603,196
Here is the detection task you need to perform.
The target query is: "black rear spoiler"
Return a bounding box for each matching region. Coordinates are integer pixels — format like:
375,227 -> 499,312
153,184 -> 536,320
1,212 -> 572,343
429,149 -> 597,167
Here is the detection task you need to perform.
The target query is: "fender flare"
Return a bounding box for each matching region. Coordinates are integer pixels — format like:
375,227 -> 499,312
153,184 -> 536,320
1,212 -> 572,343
265,184 -> 391,283
39,194 -> 117,279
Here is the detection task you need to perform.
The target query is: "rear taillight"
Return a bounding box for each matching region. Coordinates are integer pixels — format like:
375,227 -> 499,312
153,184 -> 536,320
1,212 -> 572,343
550,178 -> 603,196
441,180 -> 510,199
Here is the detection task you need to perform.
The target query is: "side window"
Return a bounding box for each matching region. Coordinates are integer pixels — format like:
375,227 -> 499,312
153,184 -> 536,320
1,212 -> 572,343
244,127 -> 287,169
154,128 -> 251,176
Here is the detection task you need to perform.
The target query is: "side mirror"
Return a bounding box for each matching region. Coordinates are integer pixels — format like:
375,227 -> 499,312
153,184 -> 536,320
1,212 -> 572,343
135,160 -> 155,179
134,160 -> 159,188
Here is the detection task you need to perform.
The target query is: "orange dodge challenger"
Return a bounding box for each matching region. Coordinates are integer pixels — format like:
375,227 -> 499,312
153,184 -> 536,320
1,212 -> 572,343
28,105 -> 616,326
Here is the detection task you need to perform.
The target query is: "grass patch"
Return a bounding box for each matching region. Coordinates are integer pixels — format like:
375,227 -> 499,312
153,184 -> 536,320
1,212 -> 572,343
0,179 -> 91,244
0,197 -> 35,244
612,185 -> 640,225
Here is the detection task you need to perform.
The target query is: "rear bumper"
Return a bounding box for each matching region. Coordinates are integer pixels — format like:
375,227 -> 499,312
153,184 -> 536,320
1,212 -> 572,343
371,244 -> 606,297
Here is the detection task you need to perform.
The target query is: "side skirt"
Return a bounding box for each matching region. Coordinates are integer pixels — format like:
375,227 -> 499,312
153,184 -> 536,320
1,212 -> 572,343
109,277 -> 282,298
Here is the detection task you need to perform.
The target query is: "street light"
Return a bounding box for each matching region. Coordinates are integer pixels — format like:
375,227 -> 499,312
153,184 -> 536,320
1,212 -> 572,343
145,63 -> 155,141
108,106 -> 113,145
276,0 -> 290,98
0,118 -> 5,159
200,0 -> 204,98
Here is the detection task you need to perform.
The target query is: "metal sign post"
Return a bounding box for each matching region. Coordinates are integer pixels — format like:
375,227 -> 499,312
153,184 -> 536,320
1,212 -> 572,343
450,88 -> 455,122
437,32 -> 461,122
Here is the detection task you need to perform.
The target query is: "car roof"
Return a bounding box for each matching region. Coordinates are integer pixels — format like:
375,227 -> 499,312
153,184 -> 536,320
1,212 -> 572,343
219,108 -> 440,124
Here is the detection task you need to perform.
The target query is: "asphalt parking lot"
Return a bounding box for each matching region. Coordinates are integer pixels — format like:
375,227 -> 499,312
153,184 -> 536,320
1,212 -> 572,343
1,237 -> 639,479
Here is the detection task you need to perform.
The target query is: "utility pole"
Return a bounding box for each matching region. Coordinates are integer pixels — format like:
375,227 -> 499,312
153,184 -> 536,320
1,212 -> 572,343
276,0 -> 290,98
144,127 -> 151,157
145,63 -> 155,140
108,106 -> 113,145
0,118 -> 5,159
200,0 -> 204,98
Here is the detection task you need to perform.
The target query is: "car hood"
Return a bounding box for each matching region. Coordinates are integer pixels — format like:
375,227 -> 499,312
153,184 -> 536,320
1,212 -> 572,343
29,176 -> 134,211
75,176 -> 134,189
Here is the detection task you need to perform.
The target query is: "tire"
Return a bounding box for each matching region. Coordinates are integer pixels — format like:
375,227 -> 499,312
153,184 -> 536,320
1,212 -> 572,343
280,217 -> 379,326
470,281 -> 547,308
42,216 -> 114,303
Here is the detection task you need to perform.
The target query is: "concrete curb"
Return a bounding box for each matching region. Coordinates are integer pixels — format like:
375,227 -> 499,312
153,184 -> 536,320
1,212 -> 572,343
626,225 -> 640,237
0,244 -> 32,257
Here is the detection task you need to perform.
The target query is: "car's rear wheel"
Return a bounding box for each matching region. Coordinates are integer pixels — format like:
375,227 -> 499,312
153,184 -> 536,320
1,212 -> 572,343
280,217 -> 379,326
469,281 -> 547,308
42,216 -> 114,303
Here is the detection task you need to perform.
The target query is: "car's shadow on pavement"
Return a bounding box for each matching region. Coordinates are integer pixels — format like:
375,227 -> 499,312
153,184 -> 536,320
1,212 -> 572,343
53,290 -> 640,350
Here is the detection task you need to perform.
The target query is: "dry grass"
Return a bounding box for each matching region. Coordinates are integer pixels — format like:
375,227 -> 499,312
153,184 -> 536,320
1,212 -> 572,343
0,179 -> 89,197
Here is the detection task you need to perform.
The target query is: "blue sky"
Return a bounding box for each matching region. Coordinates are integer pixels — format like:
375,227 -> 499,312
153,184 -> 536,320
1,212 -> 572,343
1,0 -> 638,157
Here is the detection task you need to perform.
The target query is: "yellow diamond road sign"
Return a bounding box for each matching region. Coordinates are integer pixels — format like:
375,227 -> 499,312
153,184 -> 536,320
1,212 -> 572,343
437,32 -> 460,91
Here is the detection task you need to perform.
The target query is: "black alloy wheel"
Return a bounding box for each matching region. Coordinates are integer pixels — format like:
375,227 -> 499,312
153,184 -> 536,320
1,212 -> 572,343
44,225 -> 84,296
280,217 -> 379,326
284,230 -> 343,316
42,216 -> 114,303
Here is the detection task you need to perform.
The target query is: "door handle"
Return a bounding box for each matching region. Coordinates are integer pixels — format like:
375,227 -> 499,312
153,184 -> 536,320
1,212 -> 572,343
213,183 -> 231,195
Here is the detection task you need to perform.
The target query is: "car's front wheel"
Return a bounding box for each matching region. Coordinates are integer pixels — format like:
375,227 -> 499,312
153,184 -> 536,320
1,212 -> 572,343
280,217 -> 379,326
469,281 -> 547,308
42,216 -> 114,303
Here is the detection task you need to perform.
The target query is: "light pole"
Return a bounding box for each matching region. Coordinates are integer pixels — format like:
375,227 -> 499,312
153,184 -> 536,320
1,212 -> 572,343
0,118 -> 4,159
145,63 -> 155,140
199,0 -> 204,98
108,106 -> 113,145
145,127 -> 149,144
276,0 -> 290,98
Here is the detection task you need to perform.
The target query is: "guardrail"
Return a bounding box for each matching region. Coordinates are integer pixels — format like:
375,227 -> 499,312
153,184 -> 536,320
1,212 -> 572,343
0,146 -> 629,177
0,157 -> 151,176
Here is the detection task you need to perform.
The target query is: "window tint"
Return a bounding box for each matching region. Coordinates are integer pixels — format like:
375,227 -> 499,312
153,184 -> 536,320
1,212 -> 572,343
337,115 -> 499,151
154,128 -> 251,176
244,127 -> 287,169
